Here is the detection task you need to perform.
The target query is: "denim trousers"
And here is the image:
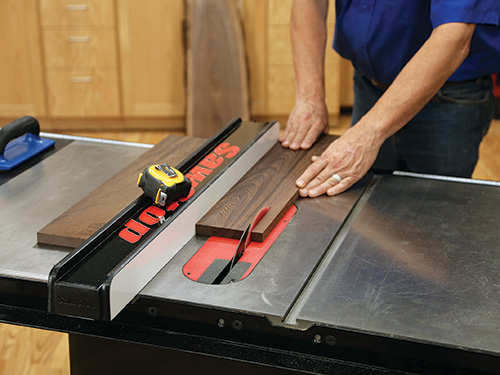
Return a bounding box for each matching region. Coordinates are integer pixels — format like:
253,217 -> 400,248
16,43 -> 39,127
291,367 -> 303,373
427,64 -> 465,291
351,71 -> 496,177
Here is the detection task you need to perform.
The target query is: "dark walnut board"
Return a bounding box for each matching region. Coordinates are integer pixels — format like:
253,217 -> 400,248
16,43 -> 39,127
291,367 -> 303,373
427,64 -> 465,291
37,135 -> 205,248
196,134 -> 337,242
185,0 -> 249,137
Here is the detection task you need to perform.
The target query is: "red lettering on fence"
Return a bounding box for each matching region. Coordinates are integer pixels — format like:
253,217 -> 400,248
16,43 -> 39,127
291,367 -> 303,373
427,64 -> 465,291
118,141 -> 241,243
119,219 -> 150,244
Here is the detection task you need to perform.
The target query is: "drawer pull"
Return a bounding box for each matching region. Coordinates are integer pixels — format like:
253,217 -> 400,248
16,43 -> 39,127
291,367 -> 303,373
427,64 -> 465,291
64,4 -> 89,11
67,36 -> 92,43
70,76 -> 94,83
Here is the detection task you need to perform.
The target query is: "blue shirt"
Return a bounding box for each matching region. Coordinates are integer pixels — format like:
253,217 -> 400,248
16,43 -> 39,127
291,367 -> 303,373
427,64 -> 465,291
333,0 -> 500,83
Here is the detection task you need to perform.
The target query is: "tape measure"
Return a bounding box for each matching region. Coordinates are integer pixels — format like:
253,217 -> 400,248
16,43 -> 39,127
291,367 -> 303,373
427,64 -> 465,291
137,163 -> 192,206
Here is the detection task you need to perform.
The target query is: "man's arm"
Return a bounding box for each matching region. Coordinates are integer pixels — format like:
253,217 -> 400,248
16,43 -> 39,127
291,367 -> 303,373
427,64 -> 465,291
297,22 -> 477,198
279,0 -> 330,150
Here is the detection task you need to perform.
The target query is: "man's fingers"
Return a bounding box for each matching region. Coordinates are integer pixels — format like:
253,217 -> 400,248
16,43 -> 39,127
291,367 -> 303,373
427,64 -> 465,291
302,175 -> 353,198
280,122 -> 297,148
304,169 -> 341,196
289,122 -> 312,150
299,125 -> 325,149
296,157 -> 328,188
278,128 -> 289,142
326,177 -> 353,196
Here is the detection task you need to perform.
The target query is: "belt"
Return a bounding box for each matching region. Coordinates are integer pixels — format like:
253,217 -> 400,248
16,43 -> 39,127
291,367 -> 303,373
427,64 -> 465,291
368,76 -> 486,103
368,77 -> 482,92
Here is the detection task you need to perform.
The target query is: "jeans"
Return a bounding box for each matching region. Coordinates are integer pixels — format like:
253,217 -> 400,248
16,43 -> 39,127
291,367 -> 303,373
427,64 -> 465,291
352,72 -> 495,177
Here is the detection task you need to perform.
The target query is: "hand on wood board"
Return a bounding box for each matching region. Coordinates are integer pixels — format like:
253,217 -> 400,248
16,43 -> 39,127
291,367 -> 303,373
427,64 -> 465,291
280,99 -> 379,198
295,123 -> 381,197
279,98 -> 329,150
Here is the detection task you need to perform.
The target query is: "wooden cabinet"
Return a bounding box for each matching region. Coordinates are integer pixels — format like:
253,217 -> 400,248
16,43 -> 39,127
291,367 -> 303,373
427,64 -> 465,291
40,0 -> 120,117
0,0 -> 184,123
43,29 -> 117,67
0,0 -> 46,117
45,68 -> 120,117
117,0 -> 185,117
39,0 -> 115,26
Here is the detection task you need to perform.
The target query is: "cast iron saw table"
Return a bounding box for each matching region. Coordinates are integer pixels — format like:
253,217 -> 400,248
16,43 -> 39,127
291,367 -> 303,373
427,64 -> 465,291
1,129 -> 500,375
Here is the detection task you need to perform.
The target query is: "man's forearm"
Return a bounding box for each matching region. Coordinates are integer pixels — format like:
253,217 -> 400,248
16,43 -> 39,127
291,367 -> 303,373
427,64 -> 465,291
360,22 -> 477,145
290,0 -> 329,102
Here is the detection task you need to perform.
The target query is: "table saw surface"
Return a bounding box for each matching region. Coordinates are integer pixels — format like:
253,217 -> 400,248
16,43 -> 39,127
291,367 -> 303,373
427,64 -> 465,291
1,132 -> 500,374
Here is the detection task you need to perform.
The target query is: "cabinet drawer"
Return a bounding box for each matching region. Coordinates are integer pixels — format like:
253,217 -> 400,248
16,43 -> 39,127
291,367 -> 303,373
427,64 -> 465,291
43,28 -> 117,67
46,68 -> 120,117
40,0 -> 115,26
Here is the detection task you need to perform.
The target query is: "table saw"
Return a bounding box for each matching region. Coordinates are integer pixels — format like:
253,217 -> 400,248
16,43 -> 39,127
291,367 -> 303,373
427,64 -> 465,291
1,118 -> 500,375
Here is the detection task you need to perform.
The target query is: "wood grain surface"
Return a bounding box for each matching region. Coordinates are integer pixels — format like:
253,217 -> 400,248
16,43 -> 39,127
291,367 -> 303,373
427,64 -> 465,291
185,0 -> 249,137
37,135 -> 205,248
0,323 -> 69,375
196,134 -> 338,242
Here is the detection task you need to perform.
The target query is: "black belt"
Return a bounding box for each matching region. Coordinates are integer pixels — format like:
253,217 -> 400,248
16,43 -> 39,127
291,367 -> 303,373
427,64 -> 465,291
368,77 -> 483,91
368,76 -> 487,103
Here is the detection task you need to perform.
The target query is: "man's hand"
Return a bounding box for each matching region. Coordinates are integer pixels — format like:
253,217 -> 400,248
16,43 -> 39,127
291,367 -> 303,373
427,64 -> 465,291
296,123 -> 382,197
280,99 -> 329,150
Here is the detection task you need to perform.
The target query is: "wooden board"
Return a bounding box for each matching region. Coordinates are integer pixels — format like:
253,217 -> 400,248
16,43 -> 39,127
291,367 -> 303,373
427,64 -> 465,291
186,0 -> 250,137
37,135 -> 205,248
196,134 -> 338,242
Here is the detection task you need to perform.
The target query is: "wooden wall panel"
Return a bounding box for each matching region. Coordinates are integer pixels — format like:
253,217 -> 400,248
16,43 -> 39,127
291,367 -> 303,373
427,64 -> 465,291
340,57 -> 355,108
0,0 -> 46,117
267,67 -> 296,115
268,26 -> 293,65
39,0 -> 115,26
43,29 -> 117,68
242,0 -> 268,116
268,0 -> 293,25
118,0 -> 185,117
46,68 -> 120,117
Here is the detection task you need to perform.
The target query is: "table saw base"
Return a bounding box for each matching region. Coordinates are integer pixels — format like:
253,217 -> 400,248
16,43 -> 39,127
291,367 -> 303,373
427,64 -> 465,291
68,334 -> 396,375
